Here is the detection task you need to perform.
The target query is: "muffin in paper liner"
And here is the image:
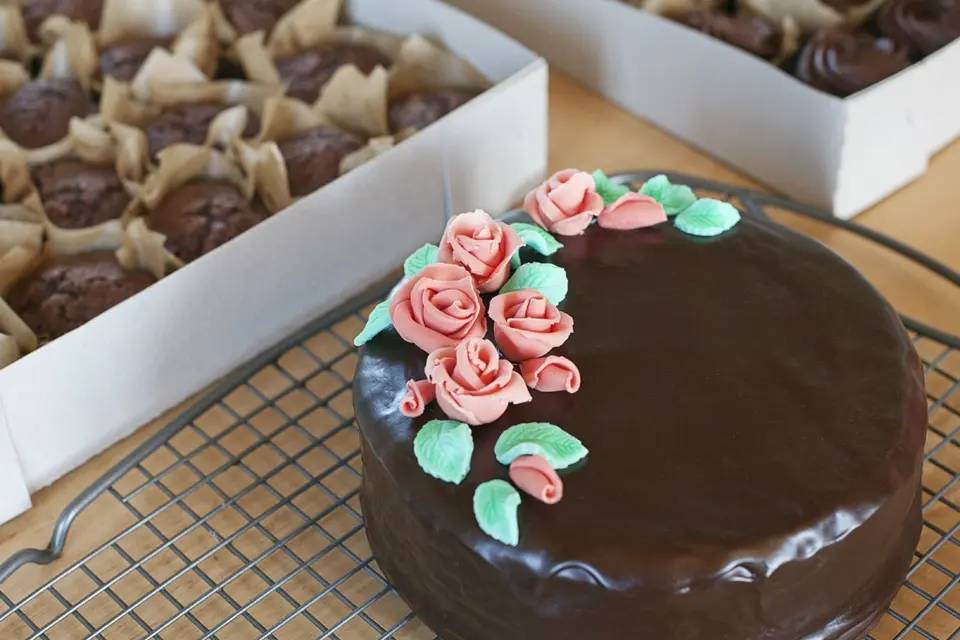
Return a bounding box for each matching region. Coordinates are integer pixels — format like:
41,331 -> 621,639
0,140 -> 46,302
96,0 -> 220,81
15,117 -> 150,256
38,17 -> 98,90
118,143 -> 273,278
243,95 -> 393,210
0,4 -> 33,63
743,0 -> 886,33
234,22 -> 400,133
219,0 -> 344,54
99,48 -> 277,162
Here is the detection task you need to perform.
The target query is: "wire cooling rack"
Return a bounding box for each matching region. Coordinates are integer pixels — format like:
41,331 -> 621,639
0,172 -> 957,640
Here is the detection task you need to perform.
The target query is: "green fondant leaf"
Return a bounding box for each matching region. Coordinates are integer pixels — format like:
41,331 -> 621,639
510,222 -> 563,257
403,243 -> 439,278
353,300 -> 392,347
499,263 -> 568,305
473,480 -> 521,546
494,422 -> 588,470
640,175 -> 696,216
592,169 -> 630,205
674,198 -> 742,237
413,420 -> 473,484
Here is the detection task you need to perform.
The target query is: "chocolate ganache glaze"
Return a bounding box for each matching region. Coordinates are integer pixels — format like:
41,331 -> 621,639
796,29 -> 910,97
354,215 -> 926,639
878,0 -> 960,56
675,10 -> 783,60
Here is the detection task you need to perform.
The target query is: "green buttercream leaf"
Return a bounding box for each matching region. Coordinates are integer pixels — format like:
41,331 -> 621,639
353,300 -> 392,347
494,422 -> 588,470
413,420 -> 474,484
473,480 -> 521,546
592,169 -> 630,205
640,175 -> 696,216
403,243 -> 439,278
674,198 -> 742,237
510,251 -> 521,270
499,263 -> 568,305
510,222 -> 563,257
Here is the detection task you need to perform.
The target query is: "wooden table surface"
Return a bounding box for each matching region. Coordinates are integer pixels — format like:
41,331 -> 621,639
0,71 -> 957,633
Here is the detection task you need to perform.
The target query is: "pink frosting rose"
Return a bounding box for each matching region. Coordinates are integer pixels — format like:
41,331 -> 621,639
598,192 -> 667,230
426,337 -> 531,426
521,356 -> 581,393
489,289 -> 573,361
509,455 -> 563,504
523,169 -> 603,236
399,379 -> 435,418
390,263 -> 487,353
438,210 -> 522,293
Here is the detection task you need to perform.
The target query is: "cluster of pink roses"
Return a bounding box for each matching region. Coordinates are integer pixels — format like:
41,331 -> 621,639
392,210 -> 579,427
525,169 -> 666,235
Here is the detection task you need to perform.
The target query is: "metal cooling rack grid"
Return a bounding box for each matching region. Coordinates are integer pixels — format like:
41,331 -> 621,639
0,172 -> 956,640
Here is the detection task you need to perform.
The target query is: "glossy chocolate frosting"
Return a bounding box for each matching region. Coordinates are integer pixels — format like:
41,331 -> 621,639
795,29 -> 910,97
355,216 -> 926,640
877,0 -> 960,56
676,10 -> 782,60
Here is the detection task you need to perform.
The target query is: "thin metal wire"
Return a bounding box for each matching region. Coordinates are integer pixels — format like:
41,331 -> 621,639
0,172 -> 956,640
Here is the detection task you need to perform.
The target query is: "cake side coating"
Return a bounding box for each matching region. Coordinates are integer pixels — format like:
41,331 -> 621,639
354,216 -> 926,639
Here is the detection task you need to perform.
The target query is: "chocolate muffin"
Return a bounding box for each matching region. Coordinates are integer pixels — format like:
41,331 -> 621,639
0,79 -> 94,148
278,126 -> 364,197
8,252 -> 155,341
145,102 -> 261,160
877,0 -> 960,56
275,43 -> 391,103
146,180 -> 269,263
675,10 -> 783,60
22,0 -> 103,41
31,160 -> 131,229
218,0 -> 299,36
100,38 -> 169,83
795,29 -> 911,97
388,89 -> 476,132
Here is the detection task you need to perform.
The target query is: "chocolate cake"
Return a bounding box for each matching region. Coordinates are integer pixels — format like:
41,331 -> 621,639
218,0 -> 299,36
795,29 -> 911,96
32,160 -> 131,229
22,0 -> 103,42
0,79 -> 94,149
99,38 -> 169,82
673,10 -> 783,60
8,251 -> 155,340
353,172 -> 926,639
146,180 -> 269,263
277,126 -> 364,197
877,0 -> 960,56
145,102 -> 260,160
275,43 -> 391,103
388,89 -> 475,132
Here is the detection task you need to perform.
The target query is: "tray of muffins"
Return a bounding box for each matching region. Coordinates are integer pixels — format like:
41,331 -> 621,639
0,171 -> 957,640
0,0 -> 547,524
444,0 -> 960,218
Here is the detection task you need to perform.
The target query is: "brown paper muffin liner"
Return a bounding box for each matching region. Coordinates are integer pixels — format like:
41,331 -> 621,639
630,0 -> 725,12
743,0 -> 886,33
97,0 -> 220,78
244,95 -> 394,209
119,144 -> 267,277
38,18 -> 97,89
0,4 -> 33,63
13,118 -> 150,255
100,48 -> 276,159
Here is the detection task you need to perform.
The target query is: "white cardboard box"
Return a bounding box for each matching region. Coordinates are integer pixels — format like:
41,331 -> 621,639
0,0 -> 548,526
445,0 -> 960,218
